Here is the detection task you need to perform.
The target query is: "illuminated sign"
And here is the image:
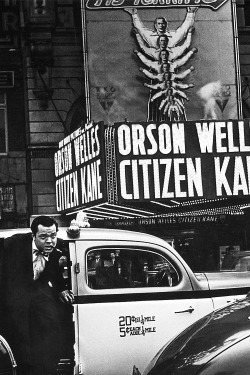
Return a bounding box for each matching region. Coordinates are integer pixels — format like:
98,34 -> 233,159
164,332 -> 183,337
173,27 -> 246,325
86,0 -> 228,10
114,120 -> 250,202
54,121 -> 106,213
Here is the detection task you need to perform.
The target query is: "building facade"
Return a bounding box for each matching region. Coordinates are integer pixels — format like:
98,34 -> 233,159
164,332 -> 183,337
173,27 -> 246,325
0,0 -> 85,227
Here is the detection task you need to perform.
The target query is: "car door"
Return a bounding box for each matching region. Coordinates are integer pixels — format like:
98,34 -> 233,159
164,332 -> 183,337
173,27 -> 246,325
73,239 -> 214,375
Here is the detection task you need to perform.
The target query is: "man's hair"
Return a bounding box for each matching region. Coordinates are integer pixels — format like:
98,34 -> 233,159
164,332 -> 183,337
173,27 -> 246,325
158,34 -> 168,41
31,216 -> 59,235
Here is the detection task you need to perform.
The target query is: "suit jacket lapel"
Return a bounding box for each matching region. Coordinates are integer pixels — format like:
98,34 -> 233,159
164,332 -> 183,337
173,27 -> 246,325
22,233 -> 34,279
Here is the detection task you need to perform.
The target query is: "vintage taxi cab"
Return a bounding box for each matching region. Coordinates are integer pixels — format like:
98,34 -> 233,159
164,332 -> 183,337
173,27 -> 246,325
1,227 -> 250,375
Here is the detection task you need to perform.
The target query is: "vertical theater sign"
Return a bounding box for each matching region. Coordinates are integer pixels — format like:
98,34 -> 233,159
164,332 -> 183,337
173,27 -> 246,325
54,121 -> 107,213
55,0 -> 250,219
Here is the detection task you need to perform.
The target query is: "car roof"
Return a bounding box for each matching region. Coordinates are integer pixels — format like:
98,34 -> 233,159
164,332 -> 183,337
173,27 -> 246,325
0,227 -> 167,247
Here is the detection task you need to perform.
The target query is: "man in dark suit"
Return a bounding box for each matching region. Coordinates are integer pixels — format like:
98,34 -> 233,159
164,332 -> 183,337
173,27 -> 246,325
1,216 -> 74,375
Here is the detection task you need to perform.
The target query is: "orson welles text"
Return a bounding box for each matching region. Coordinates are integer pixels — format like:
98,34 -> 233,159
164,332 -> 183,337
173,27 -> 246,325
115,121 -> 250,201
55,122 -> 104,212
117,123 -> 203,199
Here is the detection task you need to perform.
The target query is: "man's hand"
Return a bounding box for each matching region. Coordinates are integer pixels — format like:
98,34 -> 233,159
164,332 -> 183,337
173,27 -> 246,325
132,27 -> 139,34
187,6 -> 198,13
124,7 -> 137,15
59,290 -> 74,304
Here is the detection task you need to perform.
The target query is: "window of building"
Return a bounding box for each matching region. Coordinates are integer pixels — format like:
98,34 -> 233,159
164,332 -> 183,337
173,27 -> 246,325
237,0 -> 250,27
0,92 -> 8,154
86,248 -> 180,289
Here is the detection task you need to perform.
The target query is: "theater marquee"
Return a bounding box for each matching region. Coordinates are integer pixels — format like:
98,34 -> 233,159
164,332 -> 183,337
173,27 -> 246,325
54,121 -> 106,213
112,120 -> 250,201
55,120 -> 250,214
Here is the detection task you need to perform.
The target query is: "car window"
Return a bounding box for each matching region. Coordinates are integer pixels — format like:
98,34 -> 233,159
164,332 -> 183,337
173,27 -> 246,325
86,248 -> 180,289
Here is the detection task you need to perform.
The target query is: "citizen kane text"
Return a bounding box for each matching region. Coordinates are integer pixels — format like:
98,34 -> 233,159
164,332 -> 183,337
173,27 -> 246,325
54,120 -> 250,212
54,122 -> 103,212
117,121 -> 250,201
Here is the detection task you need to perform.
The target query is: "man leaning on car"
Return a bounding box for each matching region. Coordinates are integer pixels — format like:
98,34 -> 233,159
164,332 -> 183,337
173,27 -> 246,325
0,216 -> 74,375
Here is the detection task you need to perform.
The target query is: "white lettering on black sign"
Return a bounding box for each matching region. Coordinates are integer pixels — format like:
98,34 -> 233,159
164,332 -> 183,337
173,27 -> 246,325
54,122 -> 104,212
115,120 -> 250,200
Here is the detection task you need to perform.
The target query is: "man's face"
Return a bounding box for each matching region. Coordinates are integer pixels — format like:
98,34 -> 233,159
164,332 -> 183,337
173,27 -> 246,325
160,50 -> 168,62
34,224 -> 57,254
164,72 -> 171,80
155,18 -> 167,33
159,36 -> 168,48
162,63 -> 170,72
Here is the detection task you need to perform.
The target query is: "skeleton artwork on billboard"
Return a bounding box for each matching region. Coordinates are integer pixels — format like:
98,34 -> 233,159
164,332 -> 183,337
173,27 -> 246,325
125,6 -> 198,122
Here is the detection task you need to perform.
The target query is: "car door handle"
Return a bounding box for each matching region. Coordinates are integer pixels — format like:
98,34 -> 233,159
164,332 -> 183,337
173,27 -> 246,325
175,306 -> 195,314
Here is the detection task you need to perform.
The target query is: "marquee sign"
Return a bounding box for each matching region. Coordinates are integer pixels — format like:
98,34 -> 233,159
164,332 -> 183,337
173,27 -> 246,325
86,0 -> 228,10
55,119 -> 250,214
113,120 -> 250,202
103,213 -> 236,229
54,121 -> 106,213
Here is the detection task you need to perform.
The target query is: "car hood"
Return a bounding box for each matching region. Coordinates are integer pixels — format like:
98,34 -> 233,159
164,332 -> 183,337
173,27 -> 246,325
145,295 -> 250,375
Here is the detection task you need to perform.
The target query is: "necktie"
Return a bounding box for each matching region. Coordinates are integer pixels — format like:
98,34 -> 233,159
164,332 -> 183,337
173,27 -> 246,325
33,250 -> 49,280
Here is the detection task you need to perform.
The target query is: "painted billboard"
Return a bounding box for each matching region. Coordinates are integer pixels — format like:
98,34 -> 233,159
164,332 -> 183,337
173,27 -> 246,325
82,0 -> 239,125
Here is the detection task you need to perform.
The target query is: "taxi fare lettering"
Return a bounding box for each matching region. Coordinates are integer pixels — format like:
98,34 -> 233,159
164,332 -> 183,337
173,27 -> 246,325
119,315 -> 156,337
